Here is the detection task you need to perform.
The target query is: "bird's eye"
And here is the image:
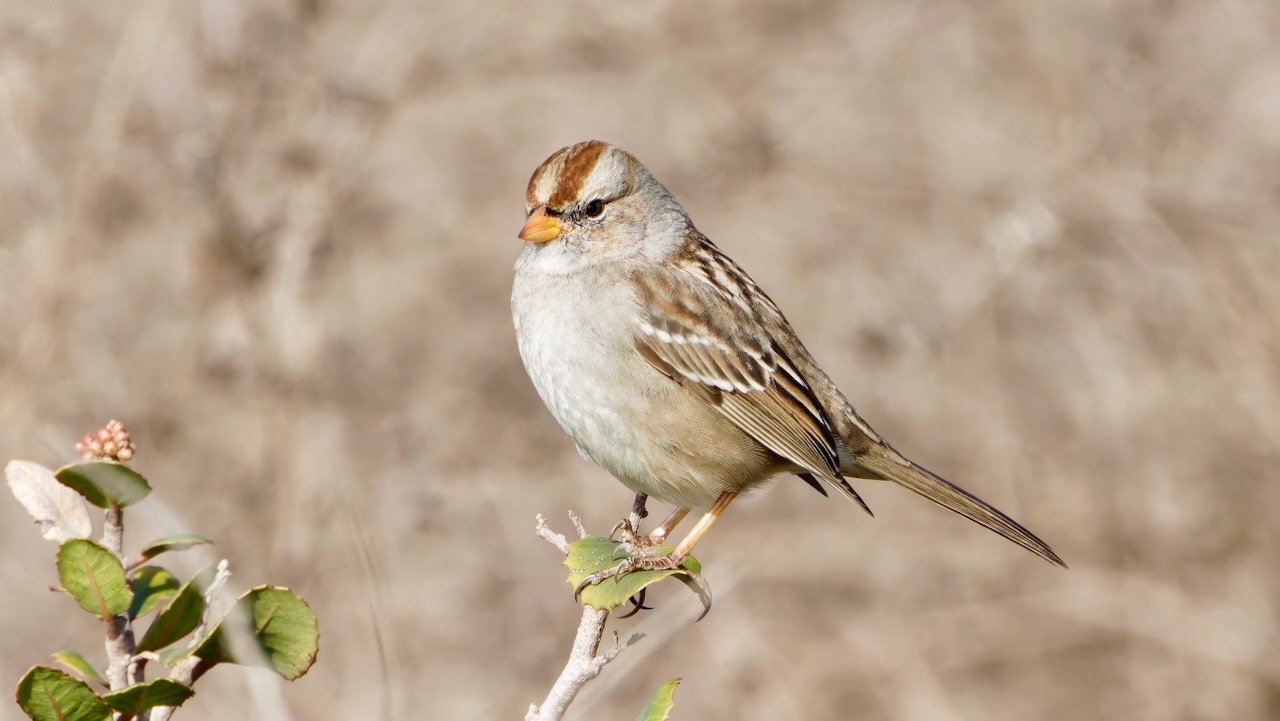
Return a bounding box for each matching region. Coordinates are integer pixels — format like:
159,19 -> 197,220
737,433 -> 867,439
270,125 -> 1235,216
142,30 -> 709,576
583,199 -> 605,218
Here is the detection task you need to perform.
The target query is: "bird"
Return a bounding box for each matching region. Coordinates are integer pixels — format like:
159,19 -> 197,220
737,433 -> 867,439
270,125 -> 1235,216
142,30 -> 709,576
510,140 -> 1065,590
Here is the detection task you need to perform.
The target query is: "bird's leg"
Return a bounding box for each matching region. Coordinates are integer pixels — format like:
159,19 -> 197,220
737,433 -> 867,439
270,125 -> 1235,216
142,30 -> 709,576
576,492 -> 737,596
667,491 -> 735,559
631,492 -> 650,522
616,506 -> 690,552
644,507 -> 690,546
610,493 -> 650,542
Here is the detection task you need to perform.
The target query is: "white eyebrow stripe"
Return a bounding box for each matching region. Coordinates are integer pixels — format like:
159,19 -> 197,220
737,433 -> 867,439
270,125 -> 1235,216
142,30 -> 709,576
533,155 -> 565,207
577,150 -> 627,204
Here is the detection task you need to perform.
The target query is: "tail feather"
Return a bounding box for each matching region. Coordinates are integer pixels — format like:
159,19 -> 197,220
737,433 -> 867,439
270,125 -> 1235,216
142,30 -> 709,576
798,471 -> 875,517
828,474 -> 874,517
853,449 -> 1066,567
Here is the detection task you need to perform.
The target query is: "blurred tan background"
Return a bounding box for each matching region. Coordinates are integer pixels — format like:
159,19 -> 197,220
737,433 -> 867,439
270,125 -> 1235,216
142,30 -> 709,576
2,0 -> 1279,719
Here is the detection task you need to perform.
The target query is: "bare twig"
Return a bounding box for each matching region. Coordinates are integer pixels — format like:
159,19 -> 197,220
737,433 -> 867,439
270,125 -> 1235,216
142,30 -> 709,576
568,511 -> 588,540
535,514 -> 569,553
150,559 -> 232,721
102,502 -> 124,559
104,616 -> 134,691
525,514 -> 638,721
526,608 -> 633,721
102,500 -> 140,697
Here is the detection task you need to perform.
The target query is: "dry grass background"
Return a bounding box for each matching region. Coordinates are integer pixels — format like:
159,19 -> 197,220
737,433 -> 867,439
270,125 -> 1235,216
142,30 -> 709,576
1,0 -> 1278,719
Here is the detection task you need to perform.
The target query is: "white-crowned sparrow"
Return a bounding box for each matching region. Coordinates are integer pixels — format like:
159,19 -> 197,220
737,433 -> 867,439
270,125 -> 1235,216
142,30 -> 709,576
512,140 -> 1064,586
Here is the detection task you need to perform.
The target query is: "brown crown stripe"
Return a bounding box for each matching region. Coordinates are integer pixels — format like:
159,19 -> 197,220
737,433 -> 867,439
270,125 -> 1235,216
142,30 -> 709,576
548,140 -> 609,209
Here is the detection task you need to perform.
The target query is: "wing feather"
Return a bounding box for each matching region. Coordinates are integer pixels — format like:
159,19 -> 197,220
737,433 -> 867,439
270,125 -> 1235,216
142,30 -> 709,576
631,248 -> 870,513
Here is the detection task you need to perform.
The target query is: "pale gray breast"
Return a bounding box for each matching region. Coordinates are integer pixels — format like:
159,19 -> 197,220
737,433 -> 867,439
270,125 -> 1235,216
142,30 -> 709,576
511,249 -> 646,451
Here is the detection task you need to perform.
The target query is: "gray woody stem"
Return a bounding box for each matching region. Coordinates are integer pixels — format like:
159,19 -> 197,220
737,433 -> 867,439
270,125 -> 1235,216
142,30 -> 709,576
525,514 -> 634,721
149,559 -> 231,721
102,501 -> 143,702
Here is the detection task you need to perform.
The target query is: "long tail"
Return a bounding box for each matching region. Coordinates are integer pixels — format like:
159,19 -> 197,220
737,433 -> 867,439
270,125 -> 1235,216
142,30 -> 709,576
852,447 -> 1066,567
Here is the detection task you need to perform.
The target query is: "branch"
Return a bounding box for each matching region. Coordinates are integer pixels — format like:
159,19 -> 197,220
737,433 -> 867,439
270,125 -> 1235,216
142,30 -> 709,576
102,500 -> 141,695
534,514 -> 569,553
149,559 -> 231,721
104,616 -> 134,690
102,501 -> 124,559
525,514 -> 638,721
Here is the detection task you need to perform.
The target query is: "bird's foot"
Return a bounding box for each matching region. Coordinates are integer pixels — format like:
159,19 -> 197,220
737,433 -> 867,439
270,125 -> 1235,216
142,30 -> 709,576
609,517 -> 668,550
573,550 -> 688,600
610,493 -> 650,540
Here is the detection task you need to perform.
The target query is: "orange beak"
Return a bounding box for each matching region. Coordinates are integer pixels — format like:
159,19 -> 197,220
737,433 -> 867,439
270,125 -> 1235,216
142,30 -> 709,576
518,207 -> 561,243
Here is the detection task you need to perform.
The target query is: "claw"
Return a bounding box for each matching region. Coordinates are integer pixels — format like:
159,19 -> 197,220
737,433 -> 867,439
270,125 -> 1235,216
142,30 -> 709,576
617,589 -> 652,618
609,519 -> 630,540
611,515 -> 651,545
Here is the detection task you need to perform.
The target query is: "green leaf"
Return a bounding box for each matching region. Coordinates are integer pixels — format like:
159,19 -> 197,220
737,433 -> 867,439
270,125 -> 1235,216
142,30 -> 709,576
14,666 -> 111,721
49,651 -> 107,689
55,462 -> 150,508
56,540 -> 131,619
195,586 -> 319,680
565,538 -> 712,619
129,566 -> 181,619
137,567 -> 216,652
673,561 -> 712,619
138,534 -> 212,562
101,679 -> 193,714
633,678 -> 681,721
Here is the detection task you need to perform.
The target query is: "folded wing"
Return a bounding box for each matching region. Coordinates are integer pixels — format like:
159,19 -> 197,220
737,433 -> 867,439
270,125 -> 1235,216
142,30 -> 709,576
630,243 -> 872,514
